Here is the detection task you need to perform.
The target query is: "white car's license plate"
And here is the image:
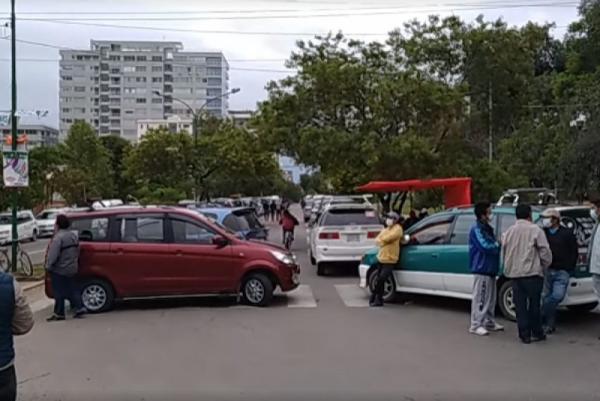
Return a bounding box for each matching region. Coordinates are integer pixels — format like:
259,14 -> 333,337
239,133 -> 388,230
346,234 -> 360,242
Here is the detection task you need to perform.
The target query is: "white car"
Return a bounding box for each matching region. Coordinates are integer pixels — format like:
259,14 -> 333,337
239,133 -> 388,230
0,210 -> 39,244
36,208 -> 66,237
308,204 -> 383,276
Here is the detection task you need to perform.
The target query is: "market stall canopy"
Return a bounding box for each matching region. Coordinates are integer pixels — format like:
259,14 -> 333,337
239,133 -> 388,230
356,177 -> 472,209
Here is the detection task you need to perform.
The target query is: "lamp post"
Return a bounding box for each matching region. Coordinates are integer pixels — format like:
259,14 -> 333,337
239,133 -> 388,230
153,88 -> 240,147
153,88 -> 241,200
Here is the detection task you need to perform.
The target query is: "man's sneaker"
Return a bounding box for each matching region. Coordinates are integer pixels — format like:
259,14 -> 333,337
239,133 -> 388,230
543,326 -> 555,335
531,334 -> 547,343
486,322 -> 505,332
46,314 -> 65,322
469,327 -> 489,336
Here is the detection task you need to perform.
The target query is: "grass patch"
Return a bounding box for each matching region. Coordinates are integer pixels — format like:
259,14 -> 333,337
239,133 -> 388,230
13,265 -> 45,282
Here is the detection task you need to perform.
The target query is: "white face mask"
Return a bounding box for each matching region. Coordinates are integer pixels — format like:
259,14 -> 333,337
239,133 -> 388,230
385,218 -> 394,227
542,218 -> 552,228
591,208 -> 599,222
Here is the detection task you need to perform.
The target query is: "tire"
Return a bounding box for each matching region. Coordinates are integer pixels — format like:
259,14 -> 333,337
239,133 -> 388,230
368,268 -> 397,303
317,262 -> 326,276
567,302 -> 599,313
241,273 -> 274,307
309,251 -> 316,266
18,251 -> 33,276
31,230 -> 37,242
498,280 -> 517,321
81,279 -> 115,313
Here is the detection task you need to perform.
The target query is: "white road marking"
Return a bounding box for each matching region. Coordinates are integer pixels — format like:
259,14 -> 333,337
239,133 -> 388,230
334,284 -> 370,307
286,284 -> 317,308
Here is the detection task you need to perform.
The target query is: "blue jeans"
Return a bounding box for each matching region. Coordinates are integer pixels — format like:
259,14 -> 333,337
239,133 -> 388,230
542,269 -> 570,330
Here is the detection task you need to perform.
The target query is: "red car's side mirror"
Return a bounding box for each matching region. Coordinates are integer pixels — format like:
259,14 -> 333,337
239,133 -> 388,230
212,236 -> 229,248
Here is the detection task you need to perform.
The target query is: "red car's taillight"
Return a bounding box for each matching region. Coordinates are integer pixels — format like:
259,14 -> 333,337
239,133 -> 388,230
367,231 -> 380,239
319,232 -> 340,240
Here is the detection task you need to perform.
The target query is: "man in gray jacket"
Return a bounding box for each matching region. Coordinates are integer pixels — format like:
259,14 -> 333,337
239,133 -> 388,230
46,214 -> 85,321
502,204 -> 553,344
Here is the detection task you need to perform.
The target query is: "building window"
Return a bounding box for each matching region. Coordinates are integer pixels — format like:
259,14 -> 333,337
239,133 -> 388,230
152,98 -> 162,104
74,86 -> 86,92
136,98 -> 146,104
125,110 -> 134,114
151,66 -> 162,72
109,55 -> 121,61
136,66 -> 147,72
124,88 -> 136,94
136,55 -> 147,61
152,56 -> 162,62
62,76 -> 73,81
136,77 -> 147,83
207,78 -> 221,85
152,77 -> 162,83
123,66 -> 135,73
62,108 -> 70,113
206,57 -> 221,66
110,68 -> 120,74
123,55 -> 135,62
206,67 -> 221,76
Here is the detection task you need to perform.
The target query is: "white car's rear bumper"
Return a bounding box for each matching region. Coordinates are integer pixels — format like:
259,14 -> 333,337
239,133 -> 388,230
315,245 -> 373,264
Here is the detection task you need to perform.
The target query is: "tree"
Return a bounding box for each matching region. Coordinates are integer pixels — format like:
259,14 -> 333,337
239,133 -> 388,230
100,135 -> 134,200
54,121 -> 113,205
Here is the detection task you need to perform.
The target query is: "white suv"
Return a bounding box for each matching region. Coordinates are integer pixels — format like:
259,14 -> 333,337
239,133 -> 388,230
309,204 -> 383,276
0,210 -> 39,244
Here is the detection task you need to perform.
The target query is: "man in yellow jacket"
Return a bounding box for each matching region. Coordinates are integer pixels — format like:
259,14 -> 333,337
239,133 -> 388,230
371,212 -> 404,307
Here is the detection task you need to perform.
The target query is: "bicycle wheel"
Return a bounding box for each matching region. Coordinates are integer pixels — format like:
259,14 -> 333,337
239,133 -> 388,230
18,250 -> 34,276
0,249 -> 9,273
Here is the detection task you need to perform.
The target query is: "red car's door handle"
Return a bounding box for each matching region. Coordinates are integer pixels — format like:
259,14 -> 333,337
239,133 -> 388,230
174,250 -> 183,256
114,248 -> 124,255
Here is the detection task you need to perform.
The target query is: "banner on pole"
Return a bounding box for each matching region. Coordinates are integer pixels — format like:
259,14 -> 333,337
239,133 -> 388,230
2,151 -> 29,187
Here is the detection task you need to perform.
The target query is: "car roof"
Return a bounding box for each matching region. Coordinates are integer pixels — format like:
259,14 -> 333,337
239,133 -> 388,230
324,203 -> 376,211
67,206 -> 206,221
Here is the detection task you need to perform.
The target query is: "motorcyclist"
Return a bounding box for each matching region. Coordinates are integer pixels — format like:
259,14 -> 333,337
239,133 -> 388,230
280,206 -> 300,247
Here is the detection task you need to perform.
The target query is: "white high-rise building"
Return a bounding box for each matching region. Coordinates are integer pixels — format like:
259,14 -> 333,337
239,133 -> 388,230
59,40 -> 229,142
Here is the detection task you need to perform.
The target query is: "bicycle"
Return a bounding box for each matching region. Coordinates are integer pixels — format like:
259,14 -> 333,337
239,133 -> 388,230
283,230 -> 294,251
0,242 -> 34,276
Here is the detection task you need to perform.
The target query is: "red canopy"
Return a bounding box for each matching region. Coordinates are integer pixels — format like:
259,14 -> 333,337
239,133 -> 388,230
356,177 -> 472,209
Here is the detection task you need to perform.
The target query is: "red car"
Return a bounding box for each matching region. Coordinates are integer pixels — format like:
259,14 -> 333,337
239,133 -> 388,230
44,207 -> 300,312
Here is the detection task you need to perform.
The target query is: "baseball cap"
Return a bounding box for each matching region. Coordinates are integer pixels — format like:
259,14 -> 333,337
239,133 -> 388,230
541,208 -> 560,219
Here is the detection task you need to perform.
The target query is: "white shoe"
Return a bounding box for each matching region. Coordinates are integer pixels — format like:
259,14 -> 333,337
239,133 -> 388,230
469,327 -> 489,336
486,322 -> 505,332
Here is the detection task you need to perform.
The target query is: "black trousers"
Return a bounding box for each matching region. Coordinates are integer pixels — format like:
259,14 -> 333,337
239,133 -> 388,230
512,276 -> 544,340
373,263 -> 395,301
0,365 -> 16,401
50,272 -> 82,317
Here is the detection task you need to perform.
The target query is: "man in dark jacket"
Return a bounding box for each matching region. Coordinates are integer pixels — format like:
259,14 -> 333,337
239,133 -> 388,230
540,208 -> 578,334
468,202 -> 503,336
46,214 -> 85,321
0,271 -> 34,401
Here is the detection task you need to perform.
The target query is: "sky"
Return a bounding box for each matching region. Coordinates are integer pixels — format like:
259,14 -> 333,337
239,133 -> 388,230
0,0 -> 581,128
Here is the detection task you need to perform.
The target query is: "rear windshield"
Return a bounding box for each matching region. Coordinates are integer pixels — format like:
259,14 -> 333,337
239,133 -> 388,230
0,215 -> 11,225
321,209 -> 381,226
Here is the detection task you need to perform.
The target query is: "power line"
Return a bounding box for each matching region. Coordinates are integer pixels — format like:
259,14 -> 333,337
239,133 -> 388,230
4,2 -> 579,22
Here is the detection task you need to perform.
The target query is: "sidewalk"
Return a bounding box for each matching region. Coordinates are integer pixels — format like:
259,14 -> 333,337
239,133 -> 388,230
22,279 -> 53,314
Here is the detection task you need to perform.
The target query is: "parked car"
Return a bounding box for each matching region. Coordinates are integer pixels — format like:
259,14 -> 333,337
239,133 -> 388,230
196,207 -> 269,240
308,204 -> 383,276
36,208 -> 66,237
0,210 -> 38,244
44,207 -> 300,312
358,205 -> 597,320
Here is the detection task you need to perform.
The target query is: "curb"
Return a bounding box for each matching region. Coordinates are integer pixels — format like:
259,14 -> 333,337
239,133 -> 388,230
30,298 -> 53,314
22,280 -> 44,293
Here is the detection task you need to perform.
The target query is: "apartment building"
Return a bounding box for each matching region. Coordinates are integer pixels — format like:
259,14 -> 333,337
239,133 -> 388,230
0,125 -> 60,148
59,40 -> 229,142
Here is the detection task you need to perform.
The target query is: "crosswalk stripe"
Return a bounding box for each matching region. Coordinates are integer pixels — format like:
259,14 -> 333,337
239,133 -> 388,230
334,284 -> 370,307
286,284 -> 318,308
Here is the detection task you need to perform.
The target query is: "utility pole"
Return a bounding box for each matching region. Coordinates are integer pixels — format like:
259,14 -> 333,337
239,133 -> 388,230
488,81 -> 493,163
10,0 -> 18,272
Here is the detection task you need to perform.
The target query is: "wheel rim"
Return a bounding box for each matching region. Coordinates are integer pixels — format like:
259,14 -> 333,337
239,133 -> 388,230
503,286 -> 516,318
245,278 -> 265,304
383,277 -> 394,300
82,284 -> 107,311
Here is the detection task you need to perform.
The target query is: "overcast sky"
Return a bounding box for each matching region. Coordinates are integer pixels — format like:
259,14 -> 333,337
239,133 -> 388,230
0,0 -> 580,128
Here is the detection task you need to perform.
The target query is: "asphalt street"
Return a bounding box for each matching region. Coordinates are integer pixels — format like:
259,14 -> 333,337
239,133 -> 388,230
14,213 -> 600,401
19,237 -> 50,266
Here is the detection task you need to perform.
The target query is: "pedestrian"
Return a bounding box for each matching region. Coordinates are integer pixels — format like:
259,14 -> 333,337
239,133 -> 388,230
370,212 -> 403,307
468,202 -> 504,336
403,209 -> 419,230
0,270 -> 34,401
502,204 -> 552,344
46,214 -> 86,321
418,208 -> 429,221
588,199 -> 600,339
270,200 -> 277,222
261,199 -> 269,220
540,208 -> 578,335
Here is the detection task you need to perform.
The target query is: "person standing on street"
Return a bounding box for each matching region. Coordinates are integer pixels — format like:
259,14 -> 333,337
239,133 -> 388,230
270,200 -> 277,222
370,212 -> 403,307
46,214 -> 86,321
588,199 -> 600,339
540,208 -> 578,335
468,202 -> 503,336
502,204 -> 553,344
0,271 -> 34,401
403,209 -> 419,230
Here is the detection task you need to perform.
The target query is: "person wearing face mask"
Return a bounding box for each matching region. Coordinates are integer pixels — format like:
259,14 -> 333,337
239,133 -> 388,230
588,199 -> 600,328
540,209 -> 578,335
468,202 -> 502,336
370,212 -> 404,307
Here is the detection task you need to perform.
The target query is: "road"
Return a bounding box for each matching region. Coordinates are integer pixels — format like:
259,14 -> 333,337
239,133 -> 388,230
20,237 -> 51,266
14,213 -> 600,401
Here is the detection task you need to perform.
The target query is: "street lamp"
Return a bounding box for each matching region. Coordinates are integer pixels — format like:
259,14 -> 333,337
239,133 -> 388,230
153,87 -> 241,146
153,88 -> 241,201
